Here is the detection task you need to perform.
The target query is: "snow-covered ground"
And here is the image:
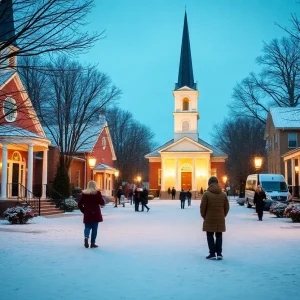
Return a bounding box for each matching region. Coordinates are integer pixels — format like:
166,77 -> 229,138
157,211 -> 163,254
1,199 -> 299,300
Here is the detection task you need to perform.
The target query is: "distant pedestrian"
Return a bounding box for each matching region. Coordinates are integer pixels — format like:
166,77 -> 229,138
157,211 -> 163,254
187,189 -> 192,206
200,176 -> 230,260
171,187 -> 176,200
141,187 -> 150,212
179,189 -> 186,209
78,180 -> 106,249
134,187 -> 143,211
114,186 -> 123,208
254,185 -> 266,221
129,188 -> 134,205
168,187 -> 171,198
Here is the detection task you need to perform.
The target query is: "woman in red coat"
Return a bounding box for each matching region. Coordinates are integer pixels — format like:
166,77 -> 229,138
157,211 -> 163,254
78,180 -> 106,248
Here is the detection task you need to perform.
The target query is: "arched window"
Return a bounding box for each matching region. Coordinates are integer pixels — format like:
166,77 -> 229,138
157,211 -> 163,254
102,137 -> 106,149
12,151 -> 21,161
182,98 -> 189,111
181,163 -> 192,172
3,97 -> 17,122
182,121 -> 189,132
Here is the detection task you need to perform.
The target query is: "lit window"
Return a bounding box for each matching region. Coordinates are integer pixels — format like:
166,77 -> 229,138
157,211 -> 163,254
3,97 -> 17,122
288,133 -> 297,148
182,98 -> 189,111
102,137 -> 106,149
158,169 -> 161,186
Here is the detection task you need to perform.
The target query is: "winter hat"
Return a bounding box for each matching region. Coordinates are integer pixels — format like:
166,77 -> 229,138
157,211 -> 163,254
208,176 -> 218,185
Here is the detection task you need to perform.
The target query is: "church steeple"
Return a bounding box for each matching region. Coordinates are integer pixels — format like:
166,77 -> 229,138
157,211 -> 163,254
175,11 -> 196,90
0,0 -> 17,47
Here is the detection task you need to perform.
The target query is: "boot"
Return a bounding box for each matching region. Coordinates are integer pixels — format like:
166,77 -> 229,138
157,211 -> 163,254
84,238 -> 89,248
90,244 -> 98,248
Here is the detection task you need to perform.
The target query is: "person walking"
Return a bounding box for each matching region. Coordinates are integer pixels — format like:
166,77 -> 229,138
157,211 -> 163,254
254,185 -> 266,221
129,188 -> 134,205
179,189 -> 186,209
171,187 -> 176,200
141,187 -> 150,212
168,187 -> 171,198
200,176 -> 230,260
114,186 -> 123,208
187,189 -> 192,206
78,180 -> 106,249
134,187 -> 143,211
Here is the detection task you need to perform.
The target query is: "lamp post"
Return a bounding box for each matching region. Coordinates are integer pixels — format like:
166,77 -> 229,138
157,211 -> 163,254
295,165 -> 299,198
88,155 -> 96,181
114,170 -> 119,207
222,175 -> 227,192
254,156 -> 262,185
136,175 -> 142,187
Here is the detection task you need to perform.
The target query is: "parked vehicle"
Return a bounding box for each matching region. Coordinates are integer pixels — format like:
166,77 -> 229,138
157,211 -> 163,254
245,174 -> 289,211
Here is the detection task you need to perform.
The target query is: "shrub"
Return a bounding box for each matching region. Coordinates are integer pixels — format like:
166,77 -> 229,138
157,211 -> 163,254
269,202 -> 288,218
148,195 -> 154,200
53,162 -> 70,198
285,202 -> 300,222
60,199 -> 78,212
3,206 -> 34,224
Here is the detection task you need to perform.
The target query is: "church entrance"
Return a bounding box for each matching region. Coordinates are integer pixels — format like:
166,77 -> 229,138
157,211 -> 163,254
181,172 -> 192,190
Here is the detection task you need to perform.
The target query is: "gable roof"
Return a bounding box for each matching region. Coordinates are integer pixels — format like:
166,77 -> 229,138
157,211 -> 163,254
270,107 -> 300,129
44,121 -> 106,153
145,137 -> 227,158
0,124 -> 47,139
0,70 -> 15,88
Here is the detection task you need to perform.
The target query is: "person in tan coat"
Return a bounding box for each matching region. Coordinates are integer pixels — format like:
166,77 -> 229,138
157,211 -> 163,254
200,176 -> 230,260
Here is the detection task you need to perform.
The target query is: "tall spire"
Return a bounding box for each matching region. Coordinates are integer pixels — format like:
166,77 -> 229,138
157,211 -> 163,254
176,11 -> 196,90
0,0 -> 17,47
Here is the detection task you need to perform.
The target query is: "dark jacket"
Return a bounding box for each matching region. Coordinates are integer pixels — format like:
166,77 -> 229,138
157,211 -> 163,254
117,188 -> 123,199
134,188 -> 143,201
179,190 -> 186,201
200,183 -> 230,232
78,191 -> 105,223
142,188 -> 149,203
186,191 -> 192,199
171,188 -> 176,196
254,190 -> 266,212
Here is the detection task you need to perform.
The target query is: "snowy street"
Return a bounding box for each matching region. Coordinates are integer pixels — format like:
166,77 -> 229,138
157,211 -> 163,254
0,199 -> 300,300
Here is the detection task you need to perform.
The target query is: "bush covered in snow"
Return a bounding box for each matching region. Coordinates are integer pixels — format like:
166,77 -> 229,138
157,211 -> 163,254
3,206 -> 34,224
60,199 -> 78,212
269,202 -> 288,218
285,202 -> 300,222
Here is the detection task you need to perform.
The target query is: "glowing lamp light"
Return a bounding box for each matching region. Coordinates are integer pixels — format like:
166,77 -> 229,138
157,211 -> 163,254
222,175 -> 227,184
295,166 -> 299,173
137,176 -> 142,183
88,156 -> 96,169
254,156 -> 262,170
114,170 -> 119,178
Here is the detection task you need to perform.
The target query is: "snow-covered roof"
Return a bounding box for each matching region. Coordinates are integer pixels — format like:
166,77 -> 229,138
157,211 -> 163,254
94,163 -> 116,171
0,70 -> 15,87
145,137 -> 227,158
44,122 -> 106,152
270,107 -> 300,128
0,124 -> 46,139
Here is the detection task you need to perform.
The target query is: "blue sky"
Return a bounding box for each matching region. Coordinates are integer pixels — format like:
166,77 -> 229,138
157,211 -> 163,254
81,0 -> 299,146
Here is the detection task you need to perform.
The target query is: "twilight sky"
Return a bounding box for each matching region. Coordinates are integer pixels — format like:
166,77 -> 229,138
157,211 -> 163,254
81,0 -> 299,146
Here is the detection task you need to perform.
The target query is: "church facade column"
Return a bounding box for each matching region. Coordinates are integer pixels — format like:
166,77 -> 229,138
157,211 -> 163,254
161,158 -> 165,191
1,143 -> 8,199
27,144 -> 34,198
41,149 -> 48,199
192,158 -> 196,191
176,158 -> 179,191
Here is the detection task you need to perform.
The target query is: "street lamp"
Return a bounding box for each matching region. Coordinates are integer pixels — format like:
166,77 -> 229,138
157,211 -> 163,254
114,170 -> 119,207
88,155 -> 97,180
136,175 -> 142,187
295,166 -> 299,173
222,175 -> 227,193
254,156 -> 262,184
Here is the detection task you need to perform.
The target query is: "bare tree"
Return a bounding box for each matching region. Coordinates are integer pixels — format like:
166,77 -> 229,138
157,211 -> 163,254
212,117 -> 266,192
230,36 -> 300,123
105,106 -> 157,184
0,0 -> 102,71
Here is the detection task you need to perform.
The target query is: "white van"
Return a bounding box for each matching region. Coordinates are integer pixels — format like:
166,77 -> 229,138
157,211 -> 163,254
245,174 -> 289,210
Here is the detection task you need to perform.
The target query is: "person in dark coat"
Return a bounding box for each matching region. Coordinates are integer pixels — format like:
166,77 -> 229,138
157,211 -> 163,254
200,176 -> 230,260
128,188 -> 134,205
179,189 -> 186,209
78,180 -> 106,248
141,187 -> 150,212
186,189 -> 192,206
114,186 -> 123,207
134,187 -> 143,211
171,187 -> 176,200
254,185 -> 266,221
